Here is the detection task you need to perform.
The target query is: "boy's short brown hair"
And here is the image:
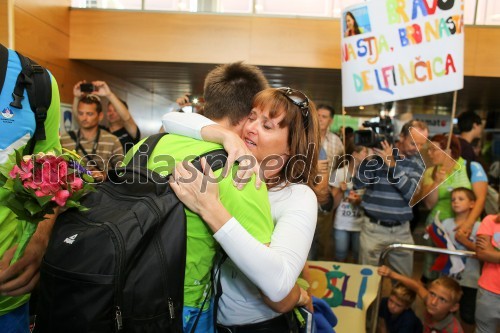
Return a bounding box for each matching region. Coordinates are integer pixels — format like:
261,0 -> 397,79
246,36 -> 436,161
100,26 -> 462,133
451,187 -> 476,201
430,276 -> 463,304
391,282 -> 417,306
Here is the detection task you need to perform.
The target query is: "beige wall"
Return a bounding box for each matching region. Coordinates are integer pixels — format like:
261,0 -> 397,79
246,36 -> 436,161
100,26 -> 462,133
69,9 -> 500,77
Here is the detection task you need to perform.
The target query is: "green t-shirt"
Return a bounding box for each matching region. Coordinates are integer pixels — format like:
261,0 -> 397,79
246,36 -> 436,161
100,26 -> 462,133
0,75 -> 61,315
125,134 -> 274,308
424,157 -> 471,224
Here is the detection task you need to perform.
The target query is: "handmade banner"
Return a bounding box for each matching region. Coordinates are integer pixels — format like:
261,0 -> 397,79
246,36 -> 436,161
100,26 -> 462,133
341,0 -> 464,107
307,261 -> 381,333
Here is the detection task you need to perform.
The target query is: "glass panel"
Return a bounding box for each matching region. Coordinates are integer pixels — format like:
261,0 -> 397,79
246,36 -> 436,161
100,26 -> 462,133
333,0 -> 366,18
464,0 -> 477,24
217,0 -> 253,14
81,0 -> 142,10
145,0 -> 177,10
145,0 -> 197,11
476,0 -> 500,25
255,0 -> 333,17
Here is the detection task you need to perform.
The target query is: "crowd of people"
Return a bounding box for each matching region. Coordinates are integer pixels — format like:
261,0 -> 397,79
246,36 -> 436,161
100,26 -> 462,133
0,44 -> 499,333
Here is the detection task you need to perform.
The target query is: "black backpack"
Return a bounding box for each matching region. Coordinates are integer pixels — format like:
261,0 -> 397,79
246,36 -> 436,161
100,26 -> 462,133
34,133 -> 227,333
0,43 -> 52,154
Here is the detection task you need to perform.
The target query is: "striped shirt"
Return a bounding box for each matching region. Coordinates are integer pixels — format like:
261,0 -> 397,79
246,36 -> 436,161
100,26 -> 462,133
60,129 -> 124,173
353,152 -> 424,223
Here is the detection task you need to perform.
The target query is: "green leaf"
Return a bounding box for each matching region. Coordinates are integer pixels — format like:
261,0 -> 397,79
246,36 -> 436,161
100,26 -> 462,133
83,174 -> 94,183
2,178 -> 14,192
6,193 -> 25,212
0,151 -> 17,178
34,194 -> 53,207
12,177 -> 28,194
0,172 -> 7,186
24,200 -> 43,216
15,149 -> 23,165
65,199 -> 79,208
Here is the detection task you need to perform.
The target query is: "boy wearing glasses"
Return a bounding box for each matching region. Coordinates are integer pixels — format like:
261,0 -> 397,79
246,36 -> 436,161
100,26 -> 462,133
378,265 -> 464,333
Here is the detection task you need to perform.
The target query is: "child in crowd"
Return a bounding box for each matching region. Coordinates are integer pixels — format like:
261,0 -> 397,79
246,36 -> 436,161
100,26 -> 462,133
475,214 -> 500,333
378,265 -> 464,333
440,187 -> 480,332
378,282 -> 423,333
330,144 -> 369,262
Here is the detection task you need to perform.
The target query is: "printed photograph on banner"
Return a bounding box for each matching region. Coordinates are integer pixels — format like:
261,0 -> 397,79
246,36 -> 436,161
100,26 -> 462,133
343,6 -> 372,38
341,0 -> 465,107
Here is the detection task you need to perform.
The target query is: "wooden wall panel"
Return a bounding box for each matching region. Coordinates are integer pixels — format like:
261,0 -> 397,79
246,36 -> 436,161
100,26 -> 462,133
69,10 -> 500,77
0,0 -> 9,46
463,26 -> 478,76
250,17 -> 340,68
470,27 -> 500,76
15,0 -> 69,35
70,11 -> 252,64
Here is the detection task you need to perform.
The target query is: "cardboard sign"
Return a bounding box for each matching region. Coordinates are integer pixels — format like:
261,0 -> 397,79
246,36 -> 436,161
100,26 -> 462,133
341,0 -> 464,107
308,261 -> 381,332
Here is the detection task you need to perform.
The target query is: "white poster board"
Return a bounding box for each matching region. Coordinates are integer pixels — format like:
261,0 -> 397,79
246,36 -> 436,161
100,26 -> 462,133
341,0 -> 464,107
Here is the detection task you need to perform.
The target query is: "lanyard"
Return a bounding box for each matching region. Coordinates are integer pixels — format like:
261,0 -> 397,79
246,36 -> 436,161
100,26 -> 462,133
76,128 -> 101,156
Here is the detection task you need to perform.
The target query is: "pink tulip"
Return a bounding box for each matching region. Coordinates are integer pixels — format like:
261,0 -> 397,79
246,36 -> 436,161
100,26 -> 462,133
51,189 -> 70,206
9,159 -> 33,181
68,175 -> 83,191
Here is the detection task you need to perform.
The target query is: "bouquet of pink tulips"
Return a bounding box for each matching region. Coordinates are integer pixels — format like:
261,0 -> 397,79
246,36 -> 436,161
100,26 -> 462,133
0,149 -> 94,263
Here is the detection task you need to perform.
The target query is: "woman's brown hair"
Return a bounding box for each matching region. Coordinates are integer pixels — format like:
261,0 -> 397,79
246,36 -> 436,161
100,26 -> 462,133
430,134 -> 461,160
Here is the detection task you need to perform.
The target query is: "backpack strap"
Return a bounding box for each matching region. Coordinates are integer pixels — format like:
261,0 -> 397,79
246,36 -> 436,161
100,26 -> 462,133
10,51 -> 52,155
127,133 -> 228,174
127,133 -> 168,168
0,44 -> 8,96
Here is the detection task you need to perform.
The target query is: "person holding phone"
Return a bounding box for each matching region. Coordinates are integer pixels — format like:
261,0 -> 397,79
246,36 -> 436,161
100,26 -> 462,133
72,80 -> 140,153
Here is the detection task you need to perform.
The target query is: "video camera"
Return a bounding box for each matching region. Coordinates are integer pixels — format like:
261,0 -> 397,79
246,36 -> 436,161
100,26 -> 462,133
354,116 -> 394,148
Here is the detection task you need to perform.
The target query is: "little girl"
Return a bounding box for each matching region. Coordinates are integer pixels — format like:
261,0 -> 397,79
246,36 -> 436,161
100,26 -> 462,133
329,144 -> 368,262
441,187 -> 480,332
475,213 -> 500,332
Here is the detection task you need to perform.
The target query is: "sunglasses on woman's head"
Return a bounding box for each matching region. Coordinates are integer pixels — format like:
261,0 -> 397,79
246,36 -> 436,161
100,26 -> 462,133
278,87 -> 310,127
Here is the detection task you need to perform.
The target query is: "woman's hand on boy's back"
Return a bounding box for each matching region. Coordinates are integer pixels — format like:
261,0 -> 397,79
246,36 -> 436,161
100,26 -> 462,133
202,124 -> 262,190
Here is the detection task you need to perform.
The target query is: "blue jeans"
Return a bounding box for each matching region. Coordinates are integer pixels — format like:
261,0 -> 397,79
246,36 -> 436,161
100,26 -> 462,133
334,229 -> 360,262
0,302 -> 30,333
183,301 -> 214,333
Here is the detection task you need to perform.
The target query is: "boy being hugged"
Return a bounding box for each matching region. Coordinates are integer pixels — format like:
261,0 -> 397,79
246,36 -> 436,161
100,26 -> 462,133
378,282 -> 423,333
378,266 -> 463,333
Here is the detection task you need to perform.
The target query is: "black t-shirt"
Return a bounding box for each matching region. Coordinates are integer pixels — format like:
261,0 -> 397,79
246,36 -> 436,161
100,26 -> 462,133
458,137 -> 477,162
379,297 -> 423,333
103,126 -> 141,153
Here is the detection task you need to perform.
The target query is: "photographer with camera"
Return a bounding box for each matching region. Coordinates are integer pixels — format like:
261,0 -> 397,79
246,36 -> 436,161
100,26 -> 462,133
353,120 -> 428,276
73,80 -> 140,153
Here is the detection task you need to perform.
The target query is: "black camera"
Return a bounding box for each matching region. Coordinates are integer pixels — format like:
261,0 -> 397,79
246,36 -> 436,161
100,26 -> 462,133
354,116 -> 394,148
80,83 -> 95,93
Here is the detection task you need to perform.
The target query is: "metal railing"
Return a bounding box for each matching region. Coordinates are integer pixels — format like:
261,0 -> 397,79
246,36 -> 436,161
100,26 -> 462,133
370,243 -> 476,333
